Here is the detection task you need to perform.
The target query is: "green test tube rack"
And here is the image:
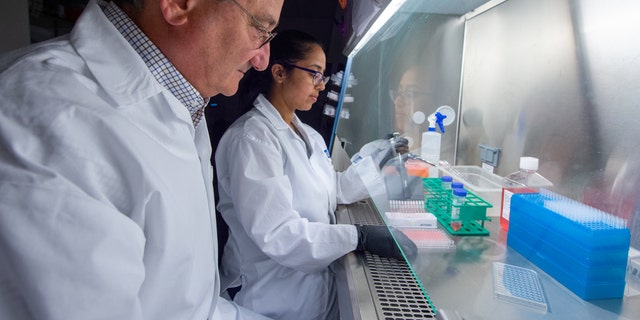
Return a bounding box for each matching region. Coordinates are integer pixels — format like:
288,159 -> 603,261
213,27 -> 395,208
423,178 -> 492,236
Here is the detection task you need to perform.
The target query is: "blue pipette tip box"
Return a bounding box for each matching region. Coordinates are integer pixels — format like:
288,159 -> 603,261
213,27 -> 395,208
508,190 -> 630,300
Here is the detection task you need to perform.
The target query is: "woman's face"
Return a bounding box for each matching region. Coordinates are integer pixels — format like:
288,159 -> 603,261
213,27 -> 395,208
280,44 -> 327,112
392,68 -> 428,134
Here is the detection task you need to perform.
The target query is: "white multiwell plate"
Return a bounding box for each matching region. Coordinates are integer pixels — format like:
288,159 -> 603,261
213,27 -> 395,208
493,262 -> 548,313
399,228 -> 456,252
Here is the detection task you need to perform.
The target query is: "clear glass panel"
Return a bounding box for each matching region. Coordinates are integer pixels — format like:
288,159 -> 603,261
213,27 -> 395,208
336,0 -> 484,314
338,0 -> 640,318
336,9 -> 464,162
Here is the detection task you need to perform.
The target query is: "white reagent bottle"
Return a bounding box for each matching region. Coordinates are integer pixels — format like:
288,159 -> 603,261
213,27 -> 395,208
421,111 -> 446,166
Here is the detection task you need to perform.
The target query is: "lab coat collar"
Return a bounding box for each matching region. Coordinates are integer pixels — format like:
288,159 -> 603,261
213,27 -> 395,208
254,94 -> 302,132
71,0 -> 163,107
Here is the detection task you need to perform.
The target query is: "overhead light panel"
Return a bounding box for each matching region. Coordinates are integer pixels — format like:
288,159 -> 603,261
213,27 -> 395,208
349,0 -> 408,58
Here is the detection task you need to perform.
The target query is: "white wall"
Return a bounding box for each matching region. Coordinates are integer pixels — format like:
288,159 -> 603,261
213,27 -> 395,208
459,0 -> 640,248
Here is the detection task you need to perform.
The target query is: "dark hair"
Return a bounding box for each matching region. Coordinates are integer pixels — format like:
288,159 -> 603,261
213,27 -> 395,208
112,0 -> 145,10
269,30 -> 325,68
240,30 -> 325,107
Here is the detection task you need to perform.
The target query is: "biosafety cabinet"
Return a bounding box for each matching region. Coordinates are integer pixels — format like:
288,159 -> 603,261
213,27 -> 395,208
333,0 -> 640,319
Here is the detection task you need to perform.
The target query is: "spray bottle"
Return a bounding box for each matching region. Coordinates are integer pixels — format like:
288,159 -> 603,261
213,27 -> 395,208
421,111 -> 447,166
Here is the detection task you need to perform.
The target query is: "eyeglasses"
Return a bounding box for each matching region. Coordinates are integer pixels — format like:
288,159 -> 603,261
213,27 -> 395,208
285,64 -> 330,86
229,0 -> 277,48
389,88 -> 426,101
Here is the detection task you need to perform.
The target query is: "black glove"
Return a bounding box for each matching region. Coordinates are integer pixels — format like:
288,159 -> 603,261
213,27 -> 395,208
383,133 -> 410,155
356,225 -> 417,261
375,139 -> 409,169
393,137 -> 410,155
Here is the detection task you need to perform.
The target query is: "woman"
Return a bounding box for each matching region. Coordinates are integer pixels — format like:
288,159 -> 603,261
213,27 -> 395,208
215,30 -> 415,319
390,65 -> 431,153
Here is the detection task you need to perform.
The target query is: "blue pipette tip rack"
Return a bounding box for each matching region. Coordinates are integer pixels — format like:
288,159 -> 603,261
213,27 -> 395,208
508,189 -> 630,300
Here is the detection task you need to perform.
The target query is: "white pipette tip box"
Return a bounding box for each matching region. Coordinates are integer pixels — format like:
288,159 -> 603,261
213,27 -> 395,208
385,211 -> 438,228
386,200 -> 437,228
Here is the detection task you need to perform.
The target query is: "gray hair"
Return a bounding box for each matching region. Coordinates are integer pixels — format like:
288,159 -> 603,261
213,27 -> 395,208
113,0 -> 227,11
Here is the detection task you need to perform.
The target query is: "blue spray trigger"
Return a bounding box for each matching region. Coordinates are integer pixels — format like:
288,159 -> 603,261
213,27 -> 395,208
435,111 -> 447,133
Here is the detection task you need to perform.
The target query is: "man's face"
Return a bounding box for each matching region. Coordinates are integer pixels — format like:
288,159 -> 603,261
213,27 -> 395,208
171,0 -> 284,97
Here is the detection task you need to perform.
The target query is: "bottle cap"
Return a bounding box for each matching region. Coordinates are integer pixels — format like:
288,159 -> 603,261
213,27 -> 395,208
451,182 -> 464,189
452,188 -> 467,197
441,176 -> 453,182
519,157 -> 539,171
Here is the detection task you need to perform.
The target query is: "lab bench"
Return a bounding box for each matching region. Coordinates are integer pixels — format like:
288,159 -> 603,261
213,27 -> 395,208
336,198 -> 640,320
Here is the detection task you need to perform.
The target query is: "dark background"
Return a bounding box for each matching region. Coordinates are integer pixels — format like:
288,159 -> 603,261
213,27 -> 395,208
205,0 -> 353,148
28,0 -> 354,144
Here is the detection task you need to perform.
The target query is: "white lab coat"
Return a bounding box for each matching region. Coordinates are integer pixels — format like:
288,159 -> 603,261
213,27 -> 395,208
0,1 -> 267,319
215,94 -> 380,320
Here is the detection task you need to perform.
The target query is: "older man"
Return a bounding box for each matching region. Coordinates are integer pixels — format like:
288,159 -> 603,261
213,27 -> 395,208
0,0 -> 283,319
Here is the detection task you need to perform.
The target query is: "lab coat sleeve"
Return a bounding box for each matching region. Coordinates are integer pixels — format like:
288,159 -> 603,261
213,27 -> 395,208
211,297 -> 272,320
217,131 -> 357,274
0,181 -> 146,319
335,155 -> 385,204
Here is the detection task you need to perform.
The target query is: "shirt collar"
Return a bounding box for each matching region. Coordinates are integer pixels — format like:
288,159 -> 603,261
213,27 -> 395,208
103,2 -> 207,127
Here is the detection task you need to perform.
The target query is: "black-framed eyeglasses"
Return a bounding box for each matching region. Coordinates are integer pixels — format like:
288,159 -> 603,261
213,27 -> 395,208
284,64 -> 330,86
229,0 -> 277,48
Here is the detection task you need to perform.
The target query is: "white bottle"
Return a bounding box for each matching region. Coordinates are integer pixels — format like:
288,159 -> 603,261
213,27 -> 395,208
504,156 -> 539,186
500,157 -> 553,230
421,118 -> 441,165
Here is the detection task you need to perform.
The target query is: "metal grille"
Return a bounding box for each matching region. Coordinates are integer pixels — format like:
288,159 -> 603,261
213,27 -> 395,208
363,254 -> 436,319
349,200 -> 385,225
347,199 -> 437,319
